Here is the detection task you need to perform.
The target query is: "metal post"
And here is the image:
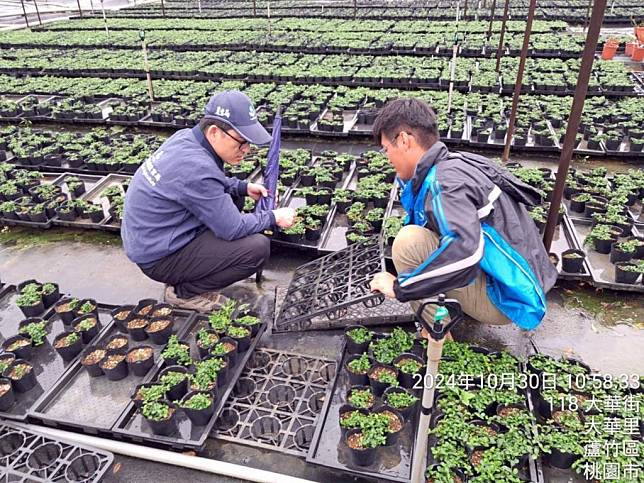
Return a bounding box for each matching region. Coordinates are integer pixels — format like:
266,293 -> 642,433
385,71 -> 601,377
495,0 -> 510,72
140,30 -> 154,102
447,34 -> 459,113
487,0 -> 497,38
252,0 -> 256,16
543,0 -> 607,251
32,0 -> 42,25
160,0 -> 165,17
198,0 -> 201,13
354,0 -> 357,19
583,0 -> 592,31
88,0 -> 94,13
101,0 -> 109,37
20,0 -> 30,27
76,0 -> 83,17
267,2 -> 271,36
464,0 -> 468,18
501,0 -> 537,162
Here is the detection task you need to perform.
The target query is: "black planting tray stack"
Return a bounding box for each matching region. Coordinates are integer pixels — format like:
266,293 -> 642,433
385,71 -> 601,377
211,349 -> 338,457
306,342 -> 419,483
273,236 -> 414,333
112,312 -> 268,450
29,305 -> 196,444
0,420 -> 114,482
0,284 -> 84,422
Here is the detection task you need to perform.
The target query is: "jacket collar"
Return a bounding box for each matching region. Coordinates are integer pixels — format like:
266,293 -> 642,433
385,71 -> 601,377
191,125 -> 224,171
410,141 -> 450,193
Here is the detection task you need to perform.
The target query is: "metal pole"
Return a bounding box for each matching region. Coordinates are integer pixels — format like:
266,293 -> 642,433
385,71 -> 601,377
501,0 -> 537,162
543,0 -> 607,251
583,0 -> 592,31
20,0 -> 30,27
487,0 -> 497,38
447,34 -> 459,113
267,2 -> 271,36
32,0 -> 42,25
88,0 -> 94,13
353,0 -> 357,19
198,0 -> 201,13
160,0 -> 165,17
140,31 -> 154,102
252,0 -> 256,16
76,0 -> 82,17
101,0 -> 109,37
495,0 -> 510,72
464,0 -> 468,18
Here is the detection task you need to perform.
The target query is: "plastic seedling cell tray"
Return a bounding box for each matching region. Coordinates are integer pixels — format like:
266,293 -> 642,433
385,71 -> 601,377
0,420 -> 114,483
112,312 -> 268,450
212,349 -> 337,457
75,173 -> 130,232
306,342 -> 419,482
568,218 -> 644,293
0,285 -> 74,421
29,305 -> 196,438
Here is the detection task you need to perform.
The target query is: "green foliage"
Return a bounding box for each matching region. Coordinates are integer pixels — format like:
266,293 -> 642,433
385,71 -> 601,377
19,320 -> 47,346
226,325 -> 250,339
141,401 -> 171,421
385,390 -> 418,409
160,371 -> 187,388
161,335 -> 192,366
347,353 -> 372,374
395,358 -> 423,374
75,317 -> 96,331
348,388 -> 373,408
181,392 -> 212,410
346,327 -> 372,344
235,315 -> 260,326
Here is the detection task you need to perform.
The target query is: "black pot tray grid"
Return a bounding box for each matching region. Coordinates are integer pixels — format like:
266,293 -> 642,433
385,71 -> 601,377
28,304 -> 197,445
211,348 -> 338,457
273,236 -> 409,333
111,311 -> 268,450
0,420 -> 114,483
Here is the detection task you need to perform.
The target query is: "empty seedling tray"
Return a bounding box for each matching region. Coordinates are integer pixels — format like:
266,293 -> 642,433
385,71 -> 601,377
50,173 -> 114,230
76,173 -> 131,232
274,236 -> 414,333
112,309 -> 268,451
0,285 -> 73,421
29,304 -> 196,440
0,420 -> 113,483
306,341 -> 420,482
212,349 -> 338,457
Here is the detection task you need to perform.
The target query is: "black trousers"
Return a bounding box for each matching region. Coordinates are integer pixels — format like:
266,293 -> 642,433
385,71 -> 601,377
139,194 -> 270,298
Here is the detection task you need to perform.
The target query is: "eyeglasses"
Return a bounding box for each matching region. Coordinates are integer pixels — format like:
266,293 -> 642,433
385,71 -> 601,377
379,132 -> 408,154
221,128 -> 250,151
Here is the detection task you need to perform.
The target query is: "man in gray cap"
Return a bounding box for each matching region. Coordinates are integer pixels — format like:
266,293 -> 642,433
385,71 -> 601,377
122,90 -> 296,312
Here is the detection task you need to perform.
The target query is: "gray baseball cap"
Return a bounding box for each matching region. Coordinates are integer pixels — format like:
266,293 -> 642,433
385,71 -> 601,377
203,90 -> 272,146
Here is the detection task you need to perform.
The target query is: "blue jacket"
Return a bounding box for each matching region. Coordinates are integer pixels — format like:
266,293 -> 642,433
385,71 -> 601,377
395,142 -> 558,330
122,126 -> 276,266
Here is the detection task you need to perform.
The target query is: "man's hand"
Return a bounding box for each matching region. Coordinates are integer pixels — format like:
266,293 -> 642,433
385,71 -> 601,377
247,183 -> 268,201
273,208 -> 297,228
370,272 -> 397,299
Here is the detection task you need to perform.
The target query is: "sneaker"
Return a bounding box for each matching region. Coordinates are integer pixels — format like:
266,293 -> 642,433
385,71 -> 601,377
163,286 -> 227,313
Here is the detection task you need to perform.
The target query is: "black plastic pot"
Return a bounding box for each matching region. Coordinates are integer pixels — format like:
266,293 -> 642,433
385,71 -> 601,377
373,405 -> 405,446
73,315 -> 101,344
214,337 -> 238,365
110,305 -> 134,332
53,331 -> 83,362
368,364 -> 399,397
344,428 -> 378,466
126,317 -> 149,341
344,325 -> 372,355
18,299 -> 44,318
569,197 -> 586,213
593,237 -> 613,254
346,385 -> 375,410
161,339 -> 191,368
126,345 -> 155,377
181,390 -> 216,426
544,446 -> 579,469
81,346 -> 106,377
233,309 -> 262,337
99,351 -> 128,381
344,354 -> 373,386
145,317 -> 174,345
2,335 -> 33,360
0,377 -> 15,411
227,325 -> 251,352
54,298 -> 79,325
73,299 -> 98,319
383,386 -> 419,419
338,404 -> 369,437
196,329 -> 219,359
615,262 -> 640,284
159,365 -> 190,401
609,242 -> 634,264
561,249 -> 586,273
150,303 -> 173,319
134,298 -> 157,317
40,283 -> 60,308
3,360 -> 36,392
104,334 -> 129,354
393,353 -> 426,389
143,401 -> 178,436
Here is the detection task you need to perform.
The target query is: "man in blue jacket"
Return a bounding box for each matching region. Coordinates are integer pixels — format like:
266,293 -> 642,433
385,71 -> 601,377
122,91 -> 296,312
370,98 -> 557,331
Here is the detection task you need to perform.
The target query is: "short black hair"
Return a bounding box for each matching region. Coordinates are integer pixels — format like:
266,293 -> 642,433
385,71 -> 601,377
199,117 -> 230,132
372,98 -> 438,150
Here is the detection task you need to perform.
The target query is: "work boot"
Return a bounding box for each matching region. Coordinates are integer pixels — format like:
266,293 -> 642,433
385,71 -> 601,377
163,286 -> 230,313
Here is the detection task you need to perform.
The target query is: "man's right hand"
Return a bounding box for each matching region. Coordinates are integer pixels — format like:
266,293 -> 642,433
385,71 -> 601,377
273,208 -> 297,228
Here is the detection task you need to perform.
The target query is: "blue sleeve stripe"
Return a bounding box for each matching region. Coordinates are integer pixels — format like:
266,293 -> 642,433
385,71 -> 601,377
428,169 -> 453,237
397,234 -> 455,283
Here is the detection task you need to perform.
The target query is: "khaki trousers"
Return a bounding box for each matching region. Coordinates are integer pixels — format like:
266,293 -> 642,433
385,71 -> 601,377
392,225 -> 512,326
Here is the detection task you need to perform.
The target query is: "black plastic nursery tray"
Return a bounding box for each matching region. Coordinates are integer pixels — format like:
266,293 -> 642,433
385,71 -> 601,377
274,237 -> 414,333
29,305 -> 196,441
0,173 -> 67,230
567,218 -> 644,293
112,312 -> 268,450
0,285 -> 74,422
69,173 -> 129,232
0,420 -> 114,482
306,342 -> 419,483
212,348 -> 337,457
50,173 -> 112,230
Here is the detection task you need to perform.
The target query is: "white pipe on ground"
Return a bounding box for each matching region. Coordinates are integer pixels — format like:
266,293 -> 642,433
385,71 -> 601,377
16,423 -> 317,483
